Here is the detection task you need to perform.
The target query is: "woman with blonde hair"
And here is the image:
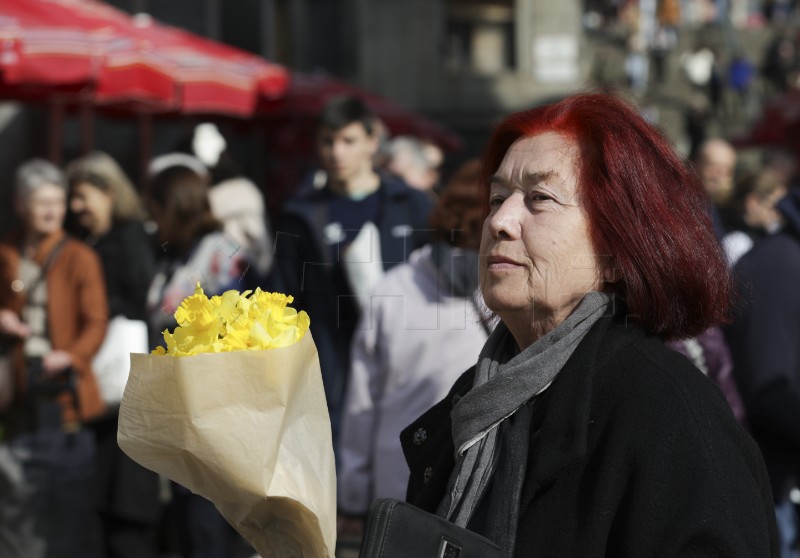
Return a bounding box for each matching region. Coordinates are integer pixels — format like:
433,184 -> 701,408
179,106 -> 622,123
67,151 -> 154,320
66,151 -> 160,558
68,151 -> 147,224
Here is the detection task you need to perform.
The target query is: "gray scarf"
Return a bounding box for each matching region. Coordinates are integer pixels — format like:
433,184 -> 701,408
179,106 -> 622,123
436,291 -> 612,554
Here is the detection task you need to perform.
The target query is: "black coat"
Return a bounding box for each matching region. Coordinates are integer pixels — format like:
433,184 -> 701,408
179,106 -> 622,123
82,219 -> 156,321
724,190 -> 800,502
402,314 -> 779,557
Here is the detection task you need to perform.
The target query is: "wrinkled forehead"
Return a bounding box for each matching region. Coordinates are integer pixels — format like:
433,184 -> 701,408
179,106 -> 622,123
494,133 -> 580,189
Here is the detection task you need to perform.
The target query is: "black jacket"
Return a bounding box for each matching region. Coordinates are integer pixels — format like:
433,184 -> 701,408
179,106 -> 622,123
402,315 -> 778,557
724,189 -> 800,501
88,219 -> 155,321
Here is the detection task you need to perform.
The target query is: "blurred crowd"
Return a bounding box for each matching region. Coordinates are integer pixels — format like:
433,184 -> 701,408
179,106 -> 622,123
0,95 -> 470,558
3,1 -> 800,554
586,0 -> 800,160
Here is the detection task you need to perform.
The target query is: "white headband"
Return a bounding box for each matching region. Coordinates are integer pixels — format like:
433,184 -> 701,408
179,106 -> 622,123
148,153 -> 209,178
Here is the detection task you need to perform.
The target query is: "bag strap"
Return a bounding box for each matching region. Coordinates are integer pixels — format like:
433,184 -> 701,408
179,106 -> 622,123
22,236 -> 68,302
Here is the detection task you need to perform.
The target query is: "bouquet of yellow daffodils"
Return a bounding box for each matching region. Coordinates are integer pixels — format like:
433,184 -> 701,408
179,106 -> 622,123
117,285 -> 336,557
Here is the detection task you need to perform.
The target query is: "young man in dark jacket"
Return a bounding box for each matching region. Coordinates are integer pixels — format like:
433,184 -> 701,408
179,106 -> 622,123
270,96 -> 434,453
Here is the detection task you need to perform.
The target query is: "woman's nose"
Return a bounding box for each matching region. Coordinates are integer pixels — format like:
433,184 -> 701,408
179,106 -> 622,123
488,195 -> 522,239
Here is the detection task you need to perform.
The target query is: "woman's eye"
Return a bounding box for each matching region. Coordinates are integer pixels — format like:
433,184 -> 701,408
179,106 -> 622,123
528,193 -> 553,203
488,195 -> 505,208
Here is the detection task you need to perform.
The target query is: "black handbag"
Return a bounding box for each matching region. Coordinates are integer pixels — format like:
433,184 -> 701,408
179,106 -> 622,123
359,498 -> 504,558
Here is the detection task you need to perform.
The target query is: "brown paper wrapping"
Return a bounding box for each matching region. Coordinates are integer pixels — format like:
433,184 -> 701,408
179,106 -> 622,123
117,333 -> 336,557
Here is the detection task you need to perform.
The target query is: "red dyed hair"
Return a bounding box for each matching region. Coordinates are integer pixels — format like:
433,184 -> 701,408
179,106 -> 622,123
480,92 -> 731,339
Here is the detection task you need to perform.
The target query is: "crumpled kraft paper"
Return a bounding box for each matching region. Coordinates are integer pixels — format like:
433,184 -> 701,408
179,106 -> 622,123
117,333 -> 335,557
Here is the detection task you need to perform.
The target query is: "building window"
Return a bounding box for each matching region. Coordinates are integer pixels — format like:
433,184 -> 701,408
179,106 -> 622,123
445,0 -> 516,75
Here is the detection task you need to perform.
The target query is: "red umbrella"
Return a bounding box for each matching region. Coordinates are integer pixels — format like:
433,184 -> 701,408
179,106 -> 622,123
97,13 -> 288,116
0,0 -> 290,168
0,0 -> 289,116
0,0 -> 171,110
0,1 -> 97,86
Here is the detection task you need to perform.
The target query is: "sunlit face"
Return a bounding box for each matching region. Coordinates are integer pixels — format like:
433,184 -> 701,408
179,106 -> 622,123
317,122 -> 378,184
20,183 -> 67,237
480,132 -> 605,346
70,181 -> 113,235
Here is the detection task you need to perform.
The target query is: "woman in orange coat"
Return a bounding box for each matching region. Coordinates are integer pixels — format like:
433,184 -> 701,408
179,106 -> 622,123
0,158 -> 107,427
0,158 -> 108,558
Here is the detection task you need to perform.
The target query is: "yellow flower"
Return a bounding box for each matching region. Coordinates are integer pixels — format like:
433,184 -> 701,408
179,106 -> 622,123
152,284 -> 310,356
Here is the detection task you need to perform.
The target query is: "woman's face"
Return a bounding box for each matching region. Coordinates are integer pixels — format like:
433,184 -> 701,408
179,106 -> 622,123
21,183 -> 67,237
70,181 -> 113,235
480,132 -> 605,345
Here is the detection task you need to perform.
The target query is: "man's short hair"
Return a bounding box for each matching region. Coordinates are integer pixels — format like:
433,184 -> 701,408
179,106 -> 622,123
319,95 -> 375,135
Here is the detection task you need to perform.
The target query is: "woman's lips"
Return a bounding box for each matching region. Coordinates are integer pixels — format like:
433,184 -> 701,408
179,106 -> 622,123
486,255 -> 523,270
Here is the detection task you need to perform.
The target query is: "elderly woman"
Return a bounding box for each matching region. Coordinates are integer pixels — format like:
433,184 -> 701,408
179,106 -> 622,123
0,158 -> 107,557
0,158 -> 107,425
401,94 -> 778,556
144,157 -> 255,558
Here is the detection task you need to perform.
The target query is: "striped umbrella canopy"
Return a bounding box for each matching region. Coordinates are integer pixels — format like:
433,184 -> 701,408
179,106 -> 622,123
0,0 -> 289,116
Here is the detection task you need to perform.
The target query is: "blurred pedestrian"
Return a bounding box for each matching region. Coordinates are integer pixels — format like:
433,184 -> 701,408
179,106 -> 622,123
0,158 -> 107,558
188,123 -> 273,282
722,168 -> 787,266
144,157 -> 255,558
337,160 -> 488,538
725,187 -> 800,558
66,151 -> 161,558
762,31 -> 798,97
67,152 -> 154,325
672,137 -> 748,426
145,157 -> 253,344
270,96 -> 434,456
684,93 -> 712,161
693,137 -> 738,237
681,42 -> 724,118
385,135 -> 441,195
726,52 -> 756,124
